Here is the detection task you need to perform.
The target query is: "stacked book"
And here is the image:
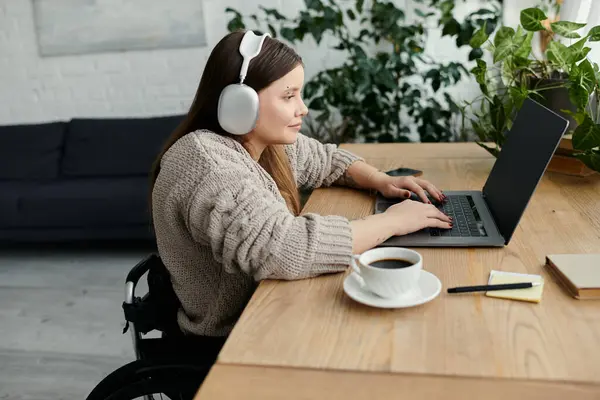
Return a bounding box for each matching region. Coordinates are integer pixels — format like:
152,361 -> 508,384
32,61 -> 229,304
546,254 -> 600,299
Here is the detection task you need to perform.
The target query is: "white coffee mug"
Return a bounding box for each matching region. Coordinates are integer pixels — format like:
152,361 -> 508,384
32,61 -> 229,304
351,247 -> 422,299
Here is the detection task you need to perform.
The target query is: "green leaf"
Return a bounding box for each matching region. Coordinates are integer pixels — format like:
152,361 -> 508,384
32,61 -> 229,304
576,150 -> 600,172
305,0 -> 324,10
260,6 -> 287,20
493,45 -> 512,63
280,27 -> 296,42
514,56 -> 533,68
476,142 -> 501,157
355,0 -> 364,13
308,96 -> 326,111
444,92 -> 460,114
569,37 -> 590,63
376,70 -> 397,90
594,62 -> 600,82
515,31 -> 534,58
470,22 -> 489,48
442,18 -> 461,37
588,26 -> 600,41
546,41 -> 574,70
225,7 -> 242,16
455,22 -> 475,47
471,120 -> 488,142
509,86 -> 528,109
493,28 -> 527,63
439,0 -> 454,16
315,110 -> 330,123
471,59 -> 487,84
267,24 -> 277,37
468,48 -> 483,60
414,9 -> 435,18
520,7 -> 548,31
568,36 -> 592,63
570,35 -> 589,50
551,21 -> 586,39
490,95 -> 506,136
471,59 -> 488,95
499,59 -> 513,87
303,81 -> 318,99
574,59 -> 596,93
425,69 -> 442,92
494,26 -> 515,47
568,85 -> 589,110
346,9 -> 356,20
226,16 -> 245,32
560,109 -> 587,124
572,115 -> 600,150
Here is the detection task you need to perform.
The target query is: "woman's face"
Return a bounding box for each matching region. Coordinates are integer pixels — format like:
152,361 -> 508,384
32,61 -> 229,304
250,65 -> 308,148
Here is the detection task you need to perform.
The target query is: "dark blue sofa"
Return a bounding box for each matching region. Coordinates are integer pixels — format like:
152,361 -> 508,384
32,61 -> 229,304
0,115 -> 184,243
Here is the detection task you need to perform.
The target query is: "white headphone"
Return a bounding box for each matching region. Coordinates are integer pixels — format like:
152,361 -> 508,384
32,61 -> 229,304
217,30 -> 271,135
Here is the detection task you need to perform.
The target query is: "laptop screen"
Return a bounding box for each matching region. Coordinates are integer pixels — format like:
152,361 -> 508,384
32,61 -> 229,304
482,98 -> 569,243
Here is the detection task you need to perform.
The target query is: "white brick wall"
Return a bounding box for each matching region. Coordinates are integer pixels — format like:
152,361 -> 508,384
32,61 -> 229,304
0,0 -> 487,126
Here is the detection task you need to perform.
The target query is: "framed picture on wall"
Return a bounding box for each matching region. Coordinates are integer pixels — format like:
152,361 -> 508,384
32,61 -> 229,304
32,0 -> 208,56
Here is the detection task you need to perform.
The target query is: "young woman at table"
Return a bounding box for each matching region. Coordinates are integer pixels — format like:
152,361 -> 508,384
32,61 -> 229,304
149,31 -> 452,342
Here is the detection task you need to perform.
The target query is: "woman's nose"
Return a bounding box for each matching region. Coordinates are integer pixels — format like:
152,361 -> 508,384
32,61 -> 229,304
297,100 -> 308,117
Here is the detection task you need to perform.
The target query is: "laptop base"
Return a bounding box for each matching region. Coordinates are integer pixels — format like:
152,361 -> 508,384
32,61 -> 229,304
374,190 -> 505,248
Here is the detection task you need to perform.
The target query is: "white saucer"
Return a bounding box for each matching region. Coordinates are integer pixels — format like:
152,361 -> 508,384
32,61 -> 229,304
343,270 -> 442,309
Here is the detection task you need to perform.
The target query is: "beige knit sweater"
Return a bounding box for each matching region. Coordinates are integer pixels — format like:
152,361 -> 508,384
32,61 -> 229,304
152,129 -> 364,337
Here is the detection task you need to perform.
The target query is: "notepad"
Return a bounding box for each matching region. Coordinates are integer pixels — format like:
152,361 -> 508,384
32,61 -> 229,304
546,254 -> 600,299
485,270 -> 544,303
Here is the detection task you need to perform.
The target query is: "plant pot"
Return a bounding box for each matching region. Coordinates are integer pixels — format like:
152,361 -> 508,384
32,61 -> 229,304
548,134 -> 597,177
525,77 -> 598,176
528,77 -> 578,132
547,154 -> 597,177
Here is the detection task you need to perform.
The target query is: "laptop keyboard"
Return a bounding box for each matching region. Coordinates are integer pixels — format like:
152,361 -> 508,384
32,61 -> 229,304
376,194 -> 488,238
430,195 -> 485,237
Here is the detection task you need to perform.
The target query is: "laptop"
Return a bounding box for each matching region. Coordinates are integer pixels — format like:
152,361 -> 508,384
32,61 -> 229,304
374,98 -> 569,247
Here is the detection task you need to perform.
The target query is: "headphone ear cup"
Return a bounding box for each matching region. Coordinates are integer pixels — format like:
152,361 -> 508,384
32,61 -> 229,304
217,84 -> 260,135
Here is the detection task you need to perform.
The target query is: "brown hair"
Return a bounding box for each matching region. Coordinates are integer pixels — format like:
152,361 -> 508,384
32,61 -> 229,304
149,30 -> 302,217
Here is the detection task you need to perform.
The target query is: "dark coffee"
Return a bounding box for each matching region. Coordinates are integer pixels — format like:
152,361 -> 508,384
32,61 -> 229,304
370,258 -> 414,269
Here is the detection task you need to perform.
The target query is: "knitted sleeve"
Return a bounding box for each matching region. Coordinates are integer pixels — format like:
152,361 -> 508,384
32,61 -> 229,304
185,168 -> 354,281
294,133 -> 364,190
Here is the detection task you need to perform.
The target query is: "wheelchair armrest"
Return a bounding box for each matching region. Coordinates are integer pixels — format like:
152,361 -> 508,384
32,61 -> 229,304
126,253 -> 162,285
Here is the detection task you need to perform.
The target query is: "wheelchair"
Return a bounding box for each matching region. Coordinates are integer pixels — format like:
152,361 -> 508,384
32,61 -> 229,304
86,254 -> 226,400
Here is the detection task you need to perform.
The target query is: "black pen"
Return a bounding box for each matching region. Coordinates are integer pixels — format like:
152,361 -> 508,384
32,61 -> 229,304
447,282 -> 541,293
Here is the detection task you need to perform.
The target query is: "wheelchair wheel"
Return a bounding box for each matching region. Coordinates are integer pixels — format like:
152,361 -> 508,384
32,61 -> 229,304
86,358 -> 210,400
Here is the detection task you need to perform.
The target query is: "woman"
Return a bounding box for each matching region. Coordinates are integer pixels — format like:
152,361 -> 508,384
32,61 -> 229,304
150,31 -> 452,343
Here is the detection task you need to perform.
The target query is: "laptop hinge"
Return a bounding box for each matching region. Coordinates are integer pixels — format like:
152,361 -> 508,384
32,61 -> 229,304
480,192 -> 507,243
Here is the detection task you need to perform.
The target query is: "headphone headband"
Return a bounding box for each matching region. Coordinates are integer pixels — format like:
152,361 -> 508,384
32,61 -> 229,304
238,31 -> 270,84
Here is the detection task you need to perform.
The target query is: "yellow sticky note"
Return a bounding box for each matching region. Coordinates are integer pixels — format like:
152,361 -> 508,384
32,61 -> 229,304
485,270 -> 544,303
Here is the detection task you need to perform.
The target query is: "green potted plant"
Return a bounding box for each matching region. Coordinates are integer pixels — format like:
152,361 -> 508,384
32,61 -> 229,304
465,6 -> 600,173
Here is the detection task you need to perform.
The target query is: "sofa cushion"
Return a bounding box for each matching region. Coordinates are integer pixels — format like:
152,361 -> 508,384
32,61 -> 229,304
0,182 -> 21,227
0,178 -> 151,228
0,122 -> 66,180
61,115 -> 184,177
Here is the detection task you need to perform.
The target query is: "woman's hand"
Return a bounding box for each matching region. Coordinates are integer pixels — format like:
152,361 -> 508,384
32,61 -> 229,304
384,199 -> 453,236
373,174 -> 446,204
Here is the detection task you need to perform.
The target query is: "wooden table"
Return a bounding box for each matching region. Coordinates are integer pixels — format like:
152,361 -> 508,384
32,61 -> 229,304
195,143 -> 600,399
